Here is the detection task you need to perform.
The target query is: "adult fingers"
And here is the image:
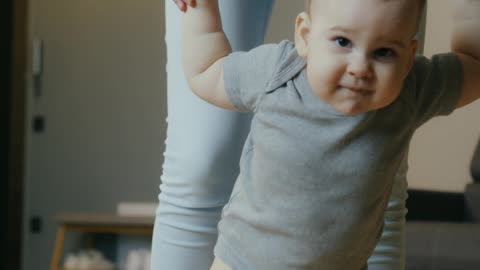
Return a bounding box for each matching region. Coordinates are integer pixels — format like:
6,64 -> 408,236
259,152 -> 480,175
184,0 -> 196,7
173,0 -> 187,12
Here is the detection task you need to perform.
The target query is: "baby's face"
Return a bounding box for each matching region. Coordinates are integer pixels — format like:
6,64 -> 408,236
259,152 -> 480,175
296,0 -> 419,115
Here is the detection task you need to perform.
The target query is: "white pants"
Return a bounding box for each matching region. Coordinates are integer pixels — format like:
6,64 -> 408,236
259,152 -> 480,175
151,1 -> 408,269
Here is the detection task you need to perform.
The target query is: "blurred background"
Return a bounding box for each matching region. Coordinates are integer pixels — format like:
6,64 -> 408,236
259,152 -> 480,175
3,1 -> 480,270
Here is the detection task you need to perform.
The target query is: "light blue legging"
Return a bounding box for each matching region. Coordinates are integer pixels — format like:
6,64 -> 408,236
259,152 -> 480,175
151,1 -> 408,269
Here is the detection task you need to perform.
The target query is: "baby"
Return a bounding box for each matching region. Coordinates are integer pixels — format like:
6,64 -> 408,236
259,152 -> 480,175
180,0 -> 480,269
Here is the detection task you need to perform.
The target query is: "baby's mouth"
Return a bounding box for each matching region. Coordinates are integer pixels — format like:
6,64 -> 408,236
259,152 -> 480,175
340,85 -> 373,95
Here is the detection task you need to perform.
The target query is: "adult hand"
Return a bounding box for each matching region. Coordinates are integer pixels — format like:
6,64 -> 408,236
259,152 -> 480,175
173,0 -> 196,12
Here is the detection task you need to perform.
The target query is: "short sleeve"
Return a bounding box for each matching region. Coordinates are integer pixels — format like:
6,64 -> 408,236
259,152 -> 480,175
223,40 -> 293,112
405,53 -> 463,127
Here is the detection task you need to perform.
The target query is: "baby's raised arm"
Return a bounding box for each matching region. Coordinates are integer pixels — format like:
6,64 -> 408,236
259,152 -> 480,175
181,0 -> 235,110
451,0 -> 480,108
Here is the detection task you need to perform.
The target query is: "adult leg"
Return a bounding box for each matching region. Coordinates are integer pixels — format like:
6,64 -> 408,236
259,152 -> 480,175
151,1 -> 275,269
368,157 -> 409,270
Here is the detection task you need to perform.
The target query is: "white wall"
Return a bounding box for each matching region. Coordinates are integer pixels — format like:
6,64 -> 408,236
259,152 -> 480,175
408,0 -> 480,192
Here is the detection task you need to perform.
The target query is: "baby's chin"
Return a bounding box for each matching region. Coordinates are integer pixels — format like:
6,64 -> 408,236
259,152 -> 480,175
336,108 -> 366,116
331,101 -> 370,116
331,97 -> 397,116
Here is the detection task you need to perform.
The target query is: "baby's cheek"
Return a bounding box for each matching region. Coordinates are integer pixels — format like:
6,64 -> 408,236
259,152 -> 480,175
379,85 -> 402,108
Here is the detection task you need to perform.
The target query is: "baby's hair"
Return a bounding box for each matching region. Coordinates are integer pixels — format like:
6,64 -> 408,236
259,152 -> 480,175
305,0 -> 426,31
305,0 -> 426,10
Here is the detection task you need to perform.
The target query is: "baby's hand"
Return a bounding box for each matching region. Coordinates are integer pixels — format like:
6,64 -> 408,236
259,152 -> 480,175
173,0 -> 196,12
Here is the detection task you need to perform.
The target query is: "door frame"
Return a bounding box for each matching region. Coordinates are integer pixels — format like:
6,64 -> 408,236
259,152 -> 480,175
2,0 -> 28,269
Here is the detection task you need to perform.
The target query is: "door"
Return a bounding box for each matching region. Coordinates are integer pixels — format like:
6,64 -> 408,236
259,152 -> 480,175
23,1 -> 166,269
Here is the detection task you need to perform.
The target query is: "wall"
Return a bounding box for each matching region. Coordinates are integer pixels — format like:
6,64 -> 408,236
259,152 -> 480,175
408,0 -> 480,192
265,1 -> 302,43
23,1 -> 167,269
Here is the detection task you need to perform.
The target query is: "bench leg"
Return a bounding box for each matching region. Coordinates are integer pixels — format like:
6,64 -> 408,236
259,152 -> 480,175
50,225 -> 66,270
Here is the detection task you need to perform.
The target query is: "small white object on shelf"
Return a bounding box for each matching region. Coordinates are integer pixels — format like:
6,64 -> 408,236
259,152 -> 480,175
125,249 -> 151,270
63,249 -> 115,270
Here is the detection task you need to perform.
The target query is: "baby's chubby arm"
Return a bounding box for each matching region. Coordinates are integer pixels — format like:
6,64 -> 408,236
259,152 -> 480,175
451,0 -> 480,108
180,0 -> 235,110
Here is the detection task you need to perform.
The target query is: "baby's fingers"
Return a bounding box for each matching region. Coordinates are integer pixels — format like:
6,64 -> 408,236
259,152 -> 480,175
173,0 -> 196,12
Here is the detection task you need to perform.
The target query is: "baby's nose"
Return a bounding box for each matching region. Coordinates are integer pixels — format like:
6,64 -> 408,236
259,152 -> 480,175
347,55 -> 373,79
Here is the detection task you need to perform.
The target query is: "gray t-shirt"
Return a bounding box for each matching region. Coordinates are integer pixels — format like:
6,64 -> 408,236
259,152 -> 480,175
214,40 -> 462,270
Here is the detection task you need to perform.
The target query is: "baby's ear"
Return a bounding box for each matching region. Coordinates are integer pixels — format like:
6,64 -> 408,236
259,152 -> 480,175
295,12 -> 311,58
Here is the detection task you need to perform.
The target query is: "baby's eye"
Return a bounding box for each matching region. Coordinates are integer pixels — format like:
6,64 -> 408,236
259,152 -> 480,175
335,37 -> 352,48
375,48 -> 396,58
